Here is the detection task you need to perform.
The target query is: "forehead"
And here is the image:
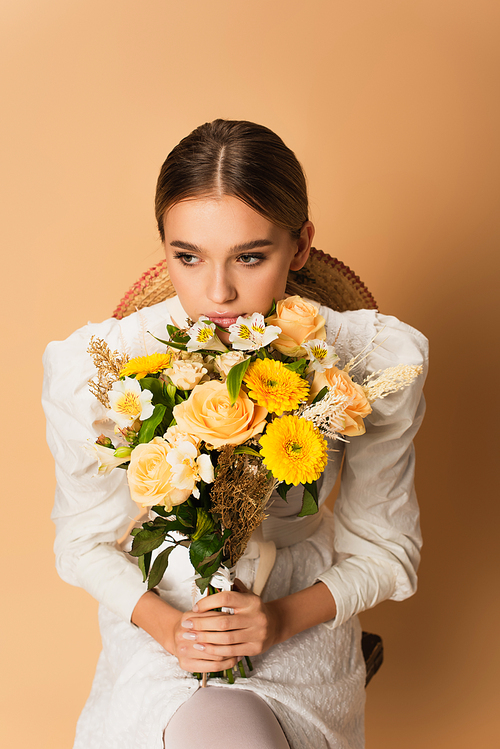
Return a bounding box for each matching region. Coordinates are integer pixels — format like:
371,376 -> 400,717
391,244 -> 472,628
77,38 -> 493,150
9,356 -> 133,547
163,196 -> 283,248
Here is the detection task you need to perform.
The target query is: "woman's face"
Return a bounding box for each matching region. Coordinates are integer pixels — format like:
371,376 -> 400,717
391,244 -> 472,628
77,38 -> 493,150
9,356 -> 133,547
163,195 -> 314,341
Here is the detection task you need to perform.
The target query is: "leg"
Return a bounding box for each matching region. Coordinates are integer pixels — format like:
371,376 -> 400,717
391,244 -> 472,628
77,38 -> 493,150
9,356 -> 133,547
163,686 -> 290,749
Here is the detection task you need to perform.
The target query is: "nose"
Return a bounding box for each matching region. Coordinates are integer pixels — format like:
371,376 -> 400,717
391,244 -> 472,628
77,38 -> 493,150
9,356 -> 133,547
207,266 -> 237,305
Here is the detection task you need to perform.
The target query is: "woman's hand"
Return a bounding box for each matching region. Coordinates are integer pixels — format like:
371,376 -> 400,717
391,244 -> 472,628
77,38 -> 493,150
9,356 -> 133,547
132,581 -> 337,674
176,581 -> 282,669
131,590 -> 241,674
171,607 -> 243,674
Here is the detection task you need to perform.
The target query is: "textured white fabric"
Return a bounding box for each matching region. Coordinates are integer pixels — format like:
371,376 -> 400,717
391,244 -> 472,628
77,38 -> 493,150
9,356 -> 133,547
42,298 -> 428,749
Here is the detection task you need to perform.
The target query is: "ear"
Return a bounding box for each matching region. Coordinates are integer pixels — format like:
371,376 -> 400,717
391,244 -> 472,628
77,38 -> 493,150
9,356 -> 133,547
289,221 -> 315,271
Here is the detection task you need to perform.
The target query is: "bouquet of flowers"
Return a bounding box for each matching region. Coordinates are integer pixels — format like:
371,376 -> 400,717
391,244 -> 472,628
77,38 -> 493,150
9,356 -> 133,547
86,295 -> 422,681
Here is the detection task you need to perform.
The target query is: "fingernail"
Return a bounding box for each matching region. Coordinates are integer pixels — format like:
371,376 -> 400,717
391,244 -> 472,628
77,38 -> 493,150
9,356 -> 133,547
193,604 -> 199,612
181,620 -> 193,629
182,632 -> 197,641
193,643 -> 205,651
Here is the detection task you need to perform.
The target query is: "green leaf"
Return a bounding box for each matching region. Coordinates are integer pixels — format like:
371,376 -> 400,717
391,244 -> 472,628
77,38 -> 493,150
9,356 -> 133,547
284,358 -> 308,375
166,324 -> 179,338
175,502 -> 197,529
233,446 -> 261,458
226,357 -> 252,405
148,546 -> 175,589
138,404 -> 167,443
159,517 -> 193,534
138,551 -> 152,582
142,516 -> 168,530
166,383 -> 177,404
277,482 -> 293,502
140,377 -> 168,403
129,528 -> 166,556
297,481 -> 319,517
199,550 -> 224,578
195,576 -> 212,594
148,334 -> 172,346
190,533 -> 224,577
311,385 -> 328,404
189,533 -> 221,566
162,340 -> 188,351
265,299 -> 276,317
171,330 -> 190,344
149,333 -> 187,351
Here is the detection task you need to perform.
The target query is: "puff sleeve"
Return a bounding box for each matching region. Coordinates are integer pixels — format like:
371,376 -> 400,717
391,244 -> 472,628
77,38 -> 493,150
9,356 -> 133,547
316,308 -> 428,628
42,303 -> 176,622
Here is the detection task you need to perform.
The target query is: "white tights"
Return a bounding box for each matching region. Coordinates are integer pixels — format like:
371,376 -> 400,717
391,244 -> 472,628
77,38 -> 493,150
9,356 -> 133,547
163,686 -> 291,748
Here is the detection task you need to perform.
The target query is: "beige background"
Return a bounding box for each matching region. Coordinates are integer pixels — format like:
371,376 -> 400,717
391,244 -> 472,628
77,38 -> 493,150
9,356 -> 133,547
2,1 -> 499,747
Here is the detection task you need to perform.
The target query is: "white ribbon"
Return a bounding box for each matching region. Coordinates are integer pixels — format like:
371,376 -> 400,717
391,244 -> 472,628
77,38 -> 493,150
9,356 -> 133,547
189,565 -> 236,613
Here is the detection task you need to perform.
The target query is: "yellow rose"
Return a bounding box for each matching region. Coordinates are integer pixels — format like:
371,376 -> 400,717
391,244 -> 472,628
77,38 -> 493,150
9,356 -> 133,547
265,296 -> 326,356
173,380 -> 267,448
127,437 -> 190,510
163,359 -> 207,390
310,366 -> 372,436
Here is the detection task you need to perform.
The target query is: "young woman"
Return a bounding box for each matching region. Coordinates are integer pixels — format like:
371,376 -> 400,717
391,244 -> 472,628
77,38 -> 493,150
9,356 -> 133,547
43,120 -> 428,749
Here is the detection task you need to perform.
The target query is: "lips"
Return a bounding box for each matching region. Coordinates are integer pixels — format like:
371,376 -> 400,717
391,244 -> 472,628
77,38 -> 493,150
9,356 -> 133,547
206,313 -> 244,329
207,317 -> 240,329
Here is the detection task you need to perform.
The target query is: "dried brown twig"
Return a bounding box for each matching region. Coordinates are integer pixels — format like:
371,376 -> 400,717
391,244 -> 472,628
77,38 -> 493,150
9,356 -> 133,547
87,336 -> 129,408
210,445 -> 276,566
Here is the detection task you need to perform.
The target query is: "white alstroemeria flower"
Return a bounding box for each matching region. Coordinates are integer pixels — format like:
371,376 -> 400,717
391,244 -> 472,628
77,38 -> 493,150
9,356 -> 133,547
303,339 -> 340,372
186,318 -> 228,353
107,377 -> 154,428
84,441 -> 131,475
166,441 -> 214,499
228,313 -> 281,351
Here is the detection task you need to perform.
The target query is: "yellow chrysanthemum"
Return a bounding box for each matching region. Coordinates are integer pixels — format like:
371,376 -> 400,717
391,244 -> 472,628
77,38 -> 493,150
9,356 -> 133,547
119,352 -> 175,380
243,359 -> 309,415
259,414 -> 328,486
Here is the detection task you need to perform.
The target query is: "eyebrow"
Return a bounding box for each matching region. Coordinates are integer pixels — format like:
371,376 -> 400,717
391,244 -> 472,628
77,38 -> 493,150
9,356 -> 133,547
170,239 -> 273,254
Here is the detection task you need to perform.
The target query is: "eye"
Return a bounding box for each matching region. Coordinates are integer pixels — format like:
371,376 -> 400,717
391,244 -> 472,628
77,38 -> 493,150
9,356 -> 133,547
237,253 -> 264,266
173,252 -> 201,266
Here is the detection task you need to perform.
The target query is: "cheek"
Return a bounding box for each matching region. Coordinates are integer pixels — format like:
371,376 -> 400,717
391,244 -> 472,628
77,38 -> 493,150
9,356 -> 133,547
164,262 -> 197,306
261,263 -> 290,299
244,270 -> 289,313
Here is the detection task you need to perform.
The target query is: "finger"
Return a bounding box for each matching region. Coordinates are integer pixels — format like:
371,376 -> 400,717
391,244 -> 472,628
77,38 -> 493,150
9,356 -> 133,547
183,627 -> 252,647
183,637 -> 260,660
179,610 -> 220,631
194,590 -> 254,613
185,612 -> 253,634
177,642 -> 228,662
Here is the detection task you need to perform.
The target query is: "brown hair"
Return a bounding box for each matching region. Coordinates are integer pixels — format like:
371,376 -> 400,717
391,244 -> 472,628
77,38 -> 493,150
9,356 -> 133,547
155,119 -> 309,241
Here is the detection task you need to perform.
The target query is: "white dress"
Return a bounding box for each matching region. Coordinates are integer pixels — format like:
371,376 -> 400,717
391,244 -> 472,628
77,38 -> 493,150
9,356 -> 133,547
42,297 -> 428,749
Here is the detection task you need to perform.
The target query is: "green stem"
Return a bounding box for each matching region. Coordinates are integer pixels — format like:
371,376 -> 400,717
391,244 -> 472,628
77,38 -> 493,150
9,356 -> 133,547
225,668 -> 235,684
245,655 -> 253,672
238,660 -> 246,679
